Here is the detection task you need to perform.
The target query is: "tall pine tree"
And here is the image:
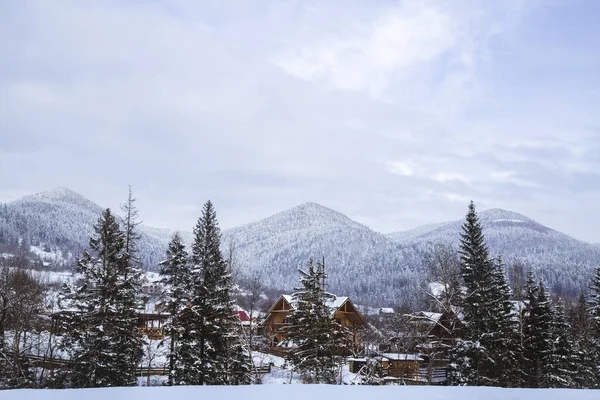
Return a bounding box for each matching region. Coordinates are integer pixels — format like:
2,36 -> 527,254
121,186 -> 142,268
58,208 -> 143,388
158,232 -> 191,386
177,201 -> 250,385
285,259 -> 346,383
569,291 -> 595,388
522,275 -> 554,388
546,299 -> 576,388
487,257 -> 522,387
448,202 -> 519,387
589,267 -> 600,387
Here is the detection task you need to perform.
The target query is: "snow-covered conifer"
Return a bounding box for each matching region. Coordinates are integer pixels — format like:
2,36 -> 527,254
285,259 -> 346,383
120,186 -> 142,267
58,208 -> 143,388
177,201 -> 250,385
449,202 -> 519,387
546,300 -> 576,388
589,267 -> 600,386
522,275 -> 553,388
158,232 -> 190,386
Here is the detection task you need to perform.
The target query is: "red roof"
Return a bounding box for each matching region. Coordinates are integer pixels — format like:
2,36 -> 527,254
235,309 -> 250,322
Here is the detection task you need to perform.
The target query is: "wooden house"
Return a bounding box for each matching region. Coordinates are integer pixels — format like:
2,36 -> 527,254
378,353 -> 423,378
409,307 -> 463,346
136,313 -> 168,340
50,310 -> 168,340
264,294 -> 366,352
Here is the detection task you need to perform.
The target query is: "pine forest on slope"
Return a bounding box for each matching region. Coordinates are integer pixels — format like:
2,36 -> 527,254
1,188 -> 599,306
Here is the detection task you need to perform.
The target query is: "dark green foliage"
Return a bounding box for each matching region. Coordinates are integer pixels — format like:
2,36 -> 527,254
458,202 -> 494,340
487,257 -> 522,387
546,300 -> 577,388
522,274 -> 553,388
158,232 -> 191,386
572,336 -> 597,388
448,339 -> 484,385
589,267 -> 600,386
175,201 -> 250,385
58,208 -> 143,388
285,259 -> 346,383
449,202 -> 521,387
591,267 -> 600,338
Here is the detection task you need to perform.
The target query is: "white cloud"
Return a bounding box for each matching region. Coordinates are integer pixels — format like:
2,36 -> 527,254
388,161 -> 415,177
433,172 -> 471,184
274,2 -> 465,97
1,0 -> 599,242
489,171 -> 539,188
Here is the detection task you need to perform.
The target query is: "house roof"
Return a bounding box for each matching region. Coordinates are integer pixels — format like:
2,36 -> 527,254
380,353 -> 423,361
279,294 -> 350,316
419,311 -> 443,323
233,305 -> 251,322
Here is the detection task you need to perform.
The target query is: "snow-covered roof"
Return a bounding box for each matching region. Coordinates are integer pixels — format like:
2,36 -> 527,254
420,311 -> 443,323
380,353 -> 423,361
379,307 -> 394,314
233,305 -> 251,322
280,294 -> 350,316
428,282 -> 445,297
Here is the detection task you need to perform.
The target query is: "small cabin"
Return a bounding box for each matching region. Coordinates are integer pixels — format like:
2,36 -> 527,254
141,283 -> 163,296
378,353 -> 423,378
136,313 -> 168,340
348,357 -> 368,373
264,294 -> 366,352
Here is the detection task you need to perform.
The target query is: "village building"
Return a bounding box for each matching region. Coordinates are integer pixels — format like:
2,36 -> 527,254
141,283 -> 163,296
263,294 -> 366,353
378,353 -> 423,379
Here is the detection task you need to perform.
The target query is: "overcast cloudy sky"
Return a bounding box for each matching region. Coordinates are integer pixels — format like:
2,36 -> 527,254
1,0 -> 599,242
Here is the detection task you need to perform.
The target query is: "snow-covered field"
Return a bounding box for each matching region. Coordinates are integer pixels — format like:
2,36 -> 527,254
3,386 -> 599,400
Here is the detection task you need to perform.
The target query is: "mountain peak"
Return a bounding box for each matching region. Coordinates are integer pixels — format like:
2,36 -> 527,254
19,187 -> 82,201
278,202 -> 363,227
478,208 -> 533,224
15,187 -> 103,211
291,202 -> 337,213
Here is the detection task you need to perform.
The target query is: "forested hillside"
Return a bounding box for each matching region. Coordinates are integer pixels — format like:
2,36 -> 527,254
0,188 -> 171,270
1,188 -> 598,305
388,208 -> 600,296
222,202 -> 425,307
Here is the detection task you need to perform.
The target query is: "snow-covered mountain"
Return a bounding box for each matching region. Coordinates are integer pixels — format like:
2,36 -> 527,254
2,188 -> 598,306
0,188 -> 173,270
222,202 -> 424,307
387,208 -> 600,295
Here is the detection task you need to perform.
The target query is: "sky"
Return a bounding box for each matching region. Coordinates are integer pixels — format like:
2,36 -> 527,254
1,0 -> 599,242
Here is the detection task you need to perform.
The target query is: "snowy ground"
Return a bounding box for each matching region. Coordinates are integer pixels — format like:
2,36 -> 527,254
3,386 -> 599,400
250,351 -> 359,384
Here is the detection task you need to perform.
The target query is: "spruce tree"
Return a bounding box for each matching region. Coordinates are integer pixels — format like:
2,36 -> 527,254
592,267 -> 600,338
179,201 -> 250,385
487,257 -> 521,387
522,275 -> 553,388
158,232 -> 191,386
546,300 -> 576,388
285,259 -> 346,383
59,208 -> 143,388
449,202 -> 518,386
572,291 -> 590,338
570,289 -> 596,388
589,267 -> 600,386
121,186 -> 142,267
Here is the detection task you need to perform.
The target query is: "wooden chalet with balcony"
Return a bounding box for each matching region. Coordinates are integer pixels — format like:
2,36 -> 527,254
264,294 -> 366,353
